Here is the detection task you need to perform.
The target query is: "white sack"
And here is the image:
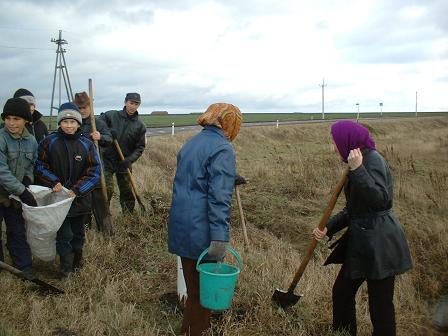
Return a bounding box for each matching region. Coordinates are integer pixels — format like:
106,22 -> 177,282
177,256 -> 188,305
11,185 -> 74,261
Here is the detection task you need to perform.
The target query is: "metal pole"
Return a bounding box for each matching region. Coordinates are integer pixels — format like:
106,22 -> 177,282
319,79 -> 327,120
50,30 -> 73,129
49,45 -> 59,131
61,50 -> 74,101
61,64 -> 71,102
356,103 -> 360,122
171,122 -> 175,136
58,47 -> 62,109
415,91 -> 418,117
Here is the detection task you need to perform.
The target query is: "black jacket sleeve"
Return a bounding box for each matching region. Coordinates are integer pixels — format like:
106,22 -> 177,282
348,153 -> 391,211
95,118 -> 113,147
99,111 -> 112,128
126,124 -> 146,163
326,208 -> 349,239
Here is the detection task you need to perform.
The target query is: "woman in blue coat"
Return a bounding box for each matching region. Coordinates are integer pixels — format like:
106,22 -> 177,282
168,103 -> 242,336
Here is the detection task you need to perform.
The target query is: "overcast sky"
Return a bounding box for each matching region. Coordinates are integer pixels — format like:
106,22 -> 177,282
1,0 -> 447,115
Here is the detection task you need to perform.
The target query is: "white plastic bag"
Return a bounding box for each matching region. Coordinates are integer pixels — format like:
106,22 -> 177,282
11,185 -> 74,261
177,256 -> 187,306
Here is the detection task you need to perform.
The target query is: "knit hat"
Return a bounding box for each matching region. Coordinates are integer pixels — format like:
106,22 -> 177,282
13,88 -> 36,106
1,97 -> 33,122
57,102 -> 82,125
74,91 -> 90,108
197,103 -> 243,142
125,92 -> 141,103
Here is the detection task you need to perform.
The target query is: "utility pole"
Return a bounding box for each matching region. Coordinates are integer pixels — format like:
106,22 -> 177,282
49,30 -> 74,130
319,79 -> 327,119
415,91 -> 418,117
356,102 -> 360,122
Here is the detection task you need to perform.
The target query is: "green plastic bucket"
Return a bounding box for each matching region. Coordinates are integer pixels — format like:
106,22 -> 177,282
196,246 -> 242,311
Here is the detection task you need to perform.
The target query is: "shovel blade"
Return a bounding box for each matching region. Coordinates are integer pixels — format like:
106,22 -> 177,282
272,288 -> 302,309
31,278 -> 65,295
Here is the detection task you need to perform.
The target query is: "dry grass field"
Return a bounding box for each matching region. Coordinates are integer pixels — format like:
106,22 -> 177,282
0,117 -> 447,335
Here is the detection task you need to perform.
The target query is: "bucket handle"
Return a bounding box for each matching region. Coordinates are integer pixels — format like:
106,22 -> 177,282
196,245 -> 243,271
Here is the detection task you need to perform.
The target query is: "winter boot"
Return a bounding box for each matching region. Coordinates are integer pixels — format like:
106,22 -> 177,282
60,253 -> 74,280
73,250 -> 83,272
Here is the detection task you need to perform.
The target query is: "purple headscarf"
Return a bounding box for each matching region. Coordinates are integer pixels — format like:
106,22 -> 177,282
330,120 -> 376,162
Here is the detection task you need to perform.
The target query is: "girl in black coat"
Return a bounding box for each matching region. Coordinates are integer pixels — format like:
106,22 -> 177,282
313,120 -> 412,336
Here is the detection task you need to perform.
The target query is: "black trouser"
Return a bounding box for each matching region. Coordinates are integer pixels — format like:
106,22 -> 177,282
333,267 -> 396,336
90,188 -> 113,235
105,170 -> 135,213
56,215 -> 87,257
0,204 -> 32,273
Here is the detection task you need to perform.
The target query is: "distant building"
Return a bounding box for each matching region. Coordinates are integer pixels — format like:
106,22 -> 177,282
151,111 -> 168,115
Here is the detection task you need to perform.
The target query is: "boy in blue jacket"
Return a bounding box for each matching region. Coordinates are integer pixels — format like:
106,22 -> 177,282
0,98 -> 38,275
35,102 -> 100,279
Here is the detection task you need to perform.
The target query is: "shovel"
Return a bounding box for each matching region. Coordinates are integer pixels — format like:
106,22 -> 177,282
88,79 -> 114,236
272,166 -> 349,309
113,139 -> 147,212
0,261 -> 64,294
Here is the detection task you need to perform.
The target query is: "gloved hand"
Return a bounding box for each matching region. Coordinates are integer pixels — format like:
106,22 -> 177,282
19,189 -> 37,207
234,174 -> 247,186
110,129 -> 118,139
22,176 -> 33,188
118,159 -> 131,171
207,241 -> 228,260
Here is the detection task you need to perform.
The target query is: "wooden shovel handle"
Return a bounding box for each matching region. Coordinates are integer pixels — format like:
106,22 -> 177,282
235,185 -> 250,250
287,166 -> 349,293
88,79 -> 109,206
113,139 -> 138,199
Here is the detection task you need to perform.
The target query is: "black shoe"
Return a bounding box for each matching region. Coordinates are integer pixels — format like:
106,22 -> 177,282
60,253 -> 74,280
73,250 -> 83,272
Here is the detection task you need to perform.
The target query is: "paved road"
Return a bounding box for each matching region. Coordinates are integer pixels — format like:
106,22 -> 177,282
146,119 -> 331,136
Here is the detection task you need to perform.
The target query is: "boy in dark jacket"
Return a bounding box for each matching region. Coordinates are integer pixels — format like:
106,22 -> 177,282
0,98 -> 38,275
13,88 -> 49,143
74,92 -> 113,235
35,102 -> 100,279
100,92 -> 146,213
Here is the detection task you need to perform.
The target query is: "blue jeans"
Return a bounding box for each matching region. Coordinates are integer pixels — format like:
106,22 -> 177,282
0,204 -> 32,273
56,215 -> 87,257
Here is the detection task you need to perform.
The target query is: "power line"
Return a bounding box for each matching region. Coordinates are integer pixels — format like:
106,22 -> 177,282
0,45 -> 53,51
0,26 -> 57,32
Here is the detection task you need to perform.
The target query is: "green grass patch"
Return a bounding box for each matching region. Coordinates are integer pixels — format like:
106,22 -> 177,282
40,112 -> 448,129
